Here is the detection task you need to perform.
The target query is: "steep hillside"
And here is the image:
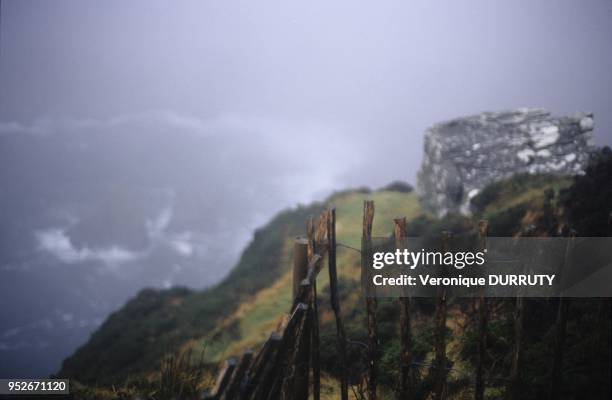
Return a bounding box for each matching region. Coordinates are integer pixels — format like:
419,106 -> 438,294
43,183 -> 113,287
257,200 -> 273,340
59,188 -> 421,385
62,149 -> 611,400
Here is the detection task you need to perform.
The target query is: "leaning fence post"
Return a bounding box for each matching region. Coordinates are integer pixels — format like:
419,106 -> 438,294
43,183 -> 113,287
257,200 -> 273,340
241,333 -> 282,400
293,237 -> 309,300
208,358 -> 237,400
267,303 -> 309,400
290,292 -> 312,400
279,303 -> 310,400
362,200 -> 378,400
395,217 -> 414,400
433,230 -> 452,400
328,207 -> 348,400
221,350 -> 253,400
475,220 -> 488,400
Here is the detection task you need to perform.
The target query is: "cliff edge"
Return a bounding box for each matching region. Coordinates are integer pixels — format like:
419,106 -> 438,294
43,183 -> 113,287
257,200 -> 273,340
417,108 -> 594,215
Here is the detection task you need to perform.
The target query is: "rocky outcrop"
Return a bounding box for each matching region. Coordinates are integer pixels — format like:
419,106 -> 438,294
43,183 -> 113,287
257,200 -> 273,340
417,108 -> 594,216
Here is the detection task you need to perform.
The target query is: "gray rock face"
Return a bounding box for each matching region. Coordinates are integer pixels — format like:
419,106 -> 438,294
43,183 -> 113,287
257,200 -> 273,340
417,108 -> 594,216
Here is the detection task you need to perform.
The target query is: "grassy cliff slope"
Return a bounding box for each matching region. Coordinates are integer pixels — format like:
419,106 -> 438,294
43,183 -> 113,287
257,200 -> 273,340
63,150 -> 612,399
60,188 -> 421,385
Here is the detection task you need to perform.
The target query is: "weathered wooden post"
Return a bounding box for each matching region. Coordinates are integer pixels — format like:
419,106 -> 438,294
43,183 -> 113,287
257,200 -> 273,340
395,217 -> 414,400
308,215 -> 321,400
548,228 -> 575,400
222,350 -> 253,400
293,237 -> 309,300
548,299 -> 568,400
206,358 -> 237,400
506,226 -> 534,400
475,220 -> 488,400
307,216 -> 315,260
289,293 -> 312,400
433,230 -> 452,400
241,333 -> 282,400
291,254 -> 321,311
315,210 -> 329,247
506,297 -> 524,400
362,200 -> 378,400
268,303 -> 309,400
328,207 -> 349,400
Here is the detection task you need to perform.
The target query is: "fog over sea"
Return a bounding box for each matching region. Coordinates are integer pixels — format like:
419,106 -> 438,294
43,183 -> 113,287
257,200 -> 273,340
1,0 -> 611,378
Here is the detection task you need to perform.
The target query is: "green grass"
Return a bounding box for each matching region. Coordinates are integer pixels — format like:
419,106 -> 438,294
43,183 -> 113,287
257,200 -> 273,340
333,190 -> 423,247
60,188 -> 420,385
190,190 -> 422,364
471,173 -> 571,218
62,163 -> 611,399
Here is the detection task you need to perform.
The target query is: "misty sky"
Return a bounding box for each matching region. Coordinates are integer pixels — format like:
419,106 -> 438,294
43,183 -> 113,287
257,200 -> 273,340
2,0 -> 611,185
0,0 -> 611,378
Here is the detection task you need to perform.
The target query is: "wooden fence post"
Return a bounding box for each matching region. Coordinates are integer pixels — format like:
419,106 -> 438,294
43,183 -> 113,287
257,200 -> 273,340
266,303 -> 309,400
214,210 -> 332,400
291,254 -> 321,311
222,350 -> 253,400
395,217 -> 414,400
207,358 -> 237,400
315,210 -> 329,248
362,200 -> 378,400
241,333 -> 282,400
307,217 -> 315,260
506,296 -> 524,400
282,294 -> 311,400
293,238 -> 309,300
548,229 -> 575,400
506,226 -> 534,400
548,297 -> 568,400
308,215 -> 321,400
433,230 -> 452,400
328,208 -> 349,400
475,220 -> 488,400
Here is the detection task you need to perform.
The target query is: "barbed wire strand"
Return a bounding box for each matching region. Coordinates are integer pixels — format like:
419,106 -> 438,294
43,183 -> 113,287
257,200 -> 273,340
336,242 -> 362,253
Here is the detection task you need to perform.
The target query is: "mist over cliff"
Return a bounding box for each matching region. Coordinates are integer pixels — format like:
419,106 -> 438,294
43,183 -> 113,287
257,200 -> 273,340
1,0 -> 612,379
0,114 -> 358,377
